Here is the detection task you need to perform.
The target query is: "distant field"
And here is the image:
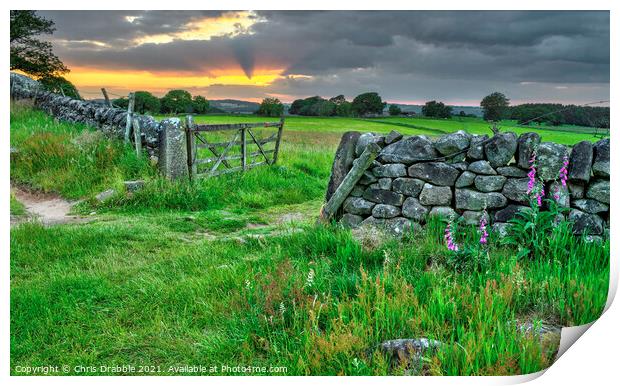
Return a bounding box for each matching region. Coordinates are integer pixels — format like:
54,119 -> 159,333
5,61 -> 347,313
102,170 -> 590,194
155,114 -> 603,145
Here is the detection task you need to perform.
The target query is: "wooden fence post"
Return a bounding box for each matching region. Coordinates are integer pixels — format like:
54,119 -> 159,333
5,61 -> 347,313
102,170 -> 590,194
241,128 -> 247,170
132,117 -> 142,157
272,117 -> 285,164
319,142 -> 381,221
185,115 -> 197,181
101,88 -> 112,107
124,92 -> 135,143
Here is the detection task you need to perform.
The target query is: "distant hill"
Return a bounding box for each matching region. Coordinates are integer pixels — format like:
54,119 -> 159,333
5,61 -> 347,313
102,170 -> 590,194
386,104 -> 483,117
209,99 -> 260,114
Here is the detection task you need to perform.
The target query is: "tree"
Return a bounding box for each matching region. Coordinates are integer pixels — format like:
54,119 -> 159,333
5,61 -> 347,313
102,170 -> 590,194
133,91 -> 161,114
10,11 -> 68,78
351,92 -> 386,116
192,95 -> 209,114
160,90 -> 193,114
335,101 -> 353,117
39,75 -> 81,99
256,98 -> 284,117
388,104 -> 402,116
422,100 -> 452,118
481,92 -> 510,121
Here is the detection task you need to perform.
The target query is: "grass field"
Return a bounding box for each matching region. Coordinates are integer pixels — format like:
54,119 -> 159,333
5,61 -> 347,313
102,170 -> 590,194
10,106 -> 609,376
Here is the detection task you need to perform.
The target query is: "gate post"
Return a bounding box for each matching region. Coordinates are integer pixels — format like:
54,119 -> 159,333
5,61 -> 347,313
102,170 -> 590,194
185,115 -> 197,180
158,118 -> 189,180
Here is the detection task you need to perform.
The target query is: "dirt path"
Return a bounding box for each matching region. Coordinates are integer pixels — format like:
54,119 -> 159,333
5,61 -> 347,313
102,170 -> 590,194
11,187 -> 88,226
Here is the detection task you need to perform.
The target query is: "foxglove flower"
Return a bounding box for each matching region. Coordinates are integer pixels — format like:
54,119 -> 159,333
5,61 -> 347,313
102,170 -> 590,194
444,221 -> 459,251
479,211 -> 489,245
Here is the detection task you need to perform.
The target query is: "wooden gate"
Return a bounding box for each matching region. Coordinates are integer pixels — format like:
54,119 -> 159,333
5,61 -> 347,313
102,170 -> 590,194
185,116 -> 284,179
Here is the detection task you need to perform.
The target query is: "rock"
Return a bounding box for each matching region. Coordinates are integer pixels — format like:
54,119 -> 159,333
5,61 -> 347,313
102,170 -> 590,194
496,166 -> 527,178
516,132 -> 541,169
450,162 -> 469,172
379,338 -> 443,366
547,181 -> 570,208
356,133 -> 385,156
385,130 -> 403,144
372,204 -> 401,218
467,134 -> 488,160
537,142 -> 569,181
358,171 -> 378,185
124,180 -> 145,192
350,185 -> 365,197
419,184 -> 452,206
325,131 -> 361,202
572,199 -> 609,214
585,235 -> 604,244
429,206 -> 458,220
455,189 -> 507,210
485,132 -> 517,167
492,222 -> 512,238
568,141 -> 593,183
377,135 -> 438,164
586,180 -> 610,204
460,210 -> 490,226
501,178 -> 531,205
434,130 -> 470,161
455,171 -> 476,188
159,118 -> 188,180
494,204 -> 530,222
392,178 -> 424,197
474,175 -> 507,192
592,138 -> 610,177
341,213 -> 364,228
401,197 -> 429,222
343,197 -> 375,215
407,162 -> 459,186
95,188 -> 116,202
360,216 -> 417,238
372,178 -> 392,190
568,181 -> 585,199
363,188 -> 405,206
568,209 -> 604,235
372,163 -> 407,178
468,160 -> 497,175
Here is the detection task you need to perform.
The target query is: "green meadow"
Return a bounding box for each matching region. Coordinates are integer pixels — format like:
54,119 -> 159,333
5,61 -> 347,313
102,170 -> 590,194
10,105 -> 608,376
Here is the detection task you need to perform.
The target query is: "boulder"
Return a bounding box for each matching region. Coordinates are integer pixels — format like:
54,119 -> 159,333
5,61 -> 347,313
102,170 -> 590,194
401,197 -> 429,222
516,132 -> 541,169
358,171 -> 378,185
377,135 -> 438,164
372,163 -> 407,178
592,138 -> 610,177
586,179 -> 610,204
455,171 -> 476,188
419,184 -> 452,206
568,181 -> 585,199
407,162 -> 459,186
385,130 -> 403,144
450,162 -> 469,172
360,216 -> 417,238
468,160 -> 497,175
502,178 -> 531,205
124,180 -> 145,192
547,181 -> 570,208
392,178 -> 425,197
341,213 -> 364,228
568,209 -> 604,235
474,175 -> 507,192
356,133 -> 385,156
492,222 -> 512,238
494,204 -> 530,222
460,210 -> 490,226
379,338 -> 443,367
434,130 -> 470,161
343,197 -> 375,215
496,166 -> 527,178
325,131 -> 361,202
350,185 -> 365,197
372,204 -> 401,219
455,189 -> 507,210
429,206 -> 458,220
95,188 -> 116,202
485,132 -> 517,167
568,141 -> 593,183
572,199 -> 609,214
467,134 -> 488,160
370,178 -> 392,190
363,188 -> 405,206
537,142 -> 569,181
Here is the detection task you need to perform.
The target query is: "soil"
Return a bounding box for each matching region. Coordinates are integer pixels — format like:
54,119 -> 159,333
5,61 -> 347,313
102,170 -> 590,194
11,187 -> 89,226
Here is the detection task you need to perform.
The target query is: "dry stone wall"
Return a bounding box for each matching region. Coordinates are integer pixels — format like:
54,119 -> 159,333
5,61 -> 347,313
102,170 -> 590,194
327,129 -> 610,239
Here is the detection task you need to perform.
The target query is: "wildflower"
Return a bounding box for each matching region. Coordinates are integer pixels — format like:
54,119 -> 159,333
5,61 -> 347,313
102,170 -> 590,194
305,269 -> 315,288
444,221 -> 459,251
383,250 -> 391,268
559,155 -> 569,187
479,211 -> 489,245
527,152 -> 537,194
279,302 -> 286,316
245,279 -> 251,290
536,184 -> 545,207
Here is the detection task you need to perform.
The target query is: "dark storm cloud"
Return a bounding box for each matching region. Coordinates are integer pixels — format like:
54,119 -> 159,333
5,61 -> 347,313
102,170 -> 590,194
38,10 -> 609,103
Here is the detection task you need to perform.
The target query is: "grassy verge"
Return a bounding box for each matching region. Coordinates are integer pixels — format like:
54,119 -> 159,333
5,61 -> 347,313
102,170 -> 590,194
10,193 -> 26,216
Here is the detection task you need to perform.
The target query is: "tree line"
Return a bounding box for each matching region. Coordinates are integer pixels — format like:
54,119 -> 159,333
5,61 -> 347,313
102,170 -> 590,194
113,90 -> 210,115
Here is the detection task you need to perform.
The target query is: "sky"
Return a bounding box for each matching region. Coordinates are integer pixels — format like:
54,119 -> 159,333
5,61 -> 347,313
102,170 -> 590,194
37,10 -> 610,105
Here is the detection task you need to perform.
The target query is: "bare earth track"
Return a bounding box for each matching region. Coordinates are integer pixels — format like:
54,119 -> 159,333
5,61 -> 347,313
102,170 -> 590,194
11,187 -> 87,226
